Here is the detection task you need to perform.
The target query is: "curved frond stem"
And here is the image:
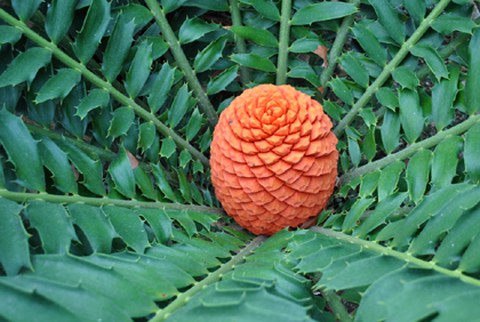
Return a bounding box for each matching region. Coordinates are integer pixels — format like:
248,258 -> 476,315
276,0 -> 292,85
145,0 -> 218,126
322,290 -> 353,322
333,0 -> 452,137
149,235 -> 266,322
27,124 -> 117,160
340,114 -> 480,185
311,227 -> 480,287
229,0 -> 251,86
319,0 -> 360,89
0,8 -> 210,167
0,189 -> 224,214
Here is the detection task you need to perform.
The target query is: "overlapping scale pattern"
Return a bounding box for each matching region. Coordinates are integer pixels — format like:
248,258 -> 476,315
210,84 -> 338,235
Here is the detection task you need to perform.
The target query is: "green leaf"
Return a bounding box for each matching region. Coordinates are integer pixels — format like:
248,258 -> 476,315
194,37 -> 228,73
238,0 -> 280,21
25,201 -> 77,254
147,242 -> 204,277
431,66 -> 459,130
138,122 -> 156,151
176,170 -> 192,204
376,87 -> 398,111
60,86 -> 89,138
459,227 -> 480,273
392,66 -> 419,89
161,0 -> 187,13
108,107 -> 135,138
11,0 -> 42,21
343,198 -> 375,232
432,13 -> 477,35
230,26 -> 278,47
0,109 -> 45,191
67,204 -> 115,253
291,2 -> 357,25
0,198 -> 30,275
168,84 -> 191,128
186,108 -> 203,141
289,38 -> 322,53
58,140 -> 106,195
45,0 -> 78,44
380,109 -> 400,153
189,211 -> 218,231
133,167 -> 157,200
368,0 -> 404,44
231,54 -> 276,72
431,136 -> 462,190
0,26 -> 22,45
357,268 -> 480,321
75,88 -> 110,119
347,136 -> 361,167
178,17 -> 219,44
363,126 -> 376,161
404,0 -> 425,23
207,65 -> 239,95
38,138 -> 78,194
356,193 -> 408,238
410,44 -> 448,81
323,100 -> 343,122
125,42 -> 153,98
0,278 -> 80,321
464,123 -> 480,183
160,137 -> 177,159
352,23 -> 387,66
169,211 -> 197,237
35,69 -> 81,103
108,147 -> 136,198
406,149 -> 432,204
144,36 -> 169,60
359,171 -> 380,198
148,63 -> 175,113
465,28 -> 480,115
329,78 -> 353,105
151,163 -> 178,202
118,3 -> 153,31
399,89 -> 423,143
179,150 -> 192,168
435,205 -> 480,268
103,206 -> 149,253
0,47 -> 51,88
73,0 -> 111,63
137,208 -> 172,243
340,53 -> 369,88
183,0 -> 229,11
378,161 -> 404,201
359,109 -> 376,128
288,60 -> 321,87
102,15 -> 136,82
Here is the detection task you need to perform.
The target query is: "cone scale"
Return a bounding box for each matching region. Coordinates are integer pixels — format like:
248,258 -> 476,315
210,84 -> 338,235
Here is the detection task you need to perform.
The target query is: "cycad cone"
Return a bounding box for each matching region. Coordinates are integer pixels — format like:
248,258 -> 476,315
210,84 -> 338,235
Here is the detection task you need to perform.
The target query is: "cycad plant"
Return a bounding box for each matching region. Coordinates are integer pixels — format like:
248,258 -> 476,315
0,0 -> 479,321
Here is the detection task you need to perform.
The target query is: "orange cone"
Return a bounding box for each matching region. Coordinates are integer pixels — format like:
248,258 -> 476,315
210,84 -> 338,235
